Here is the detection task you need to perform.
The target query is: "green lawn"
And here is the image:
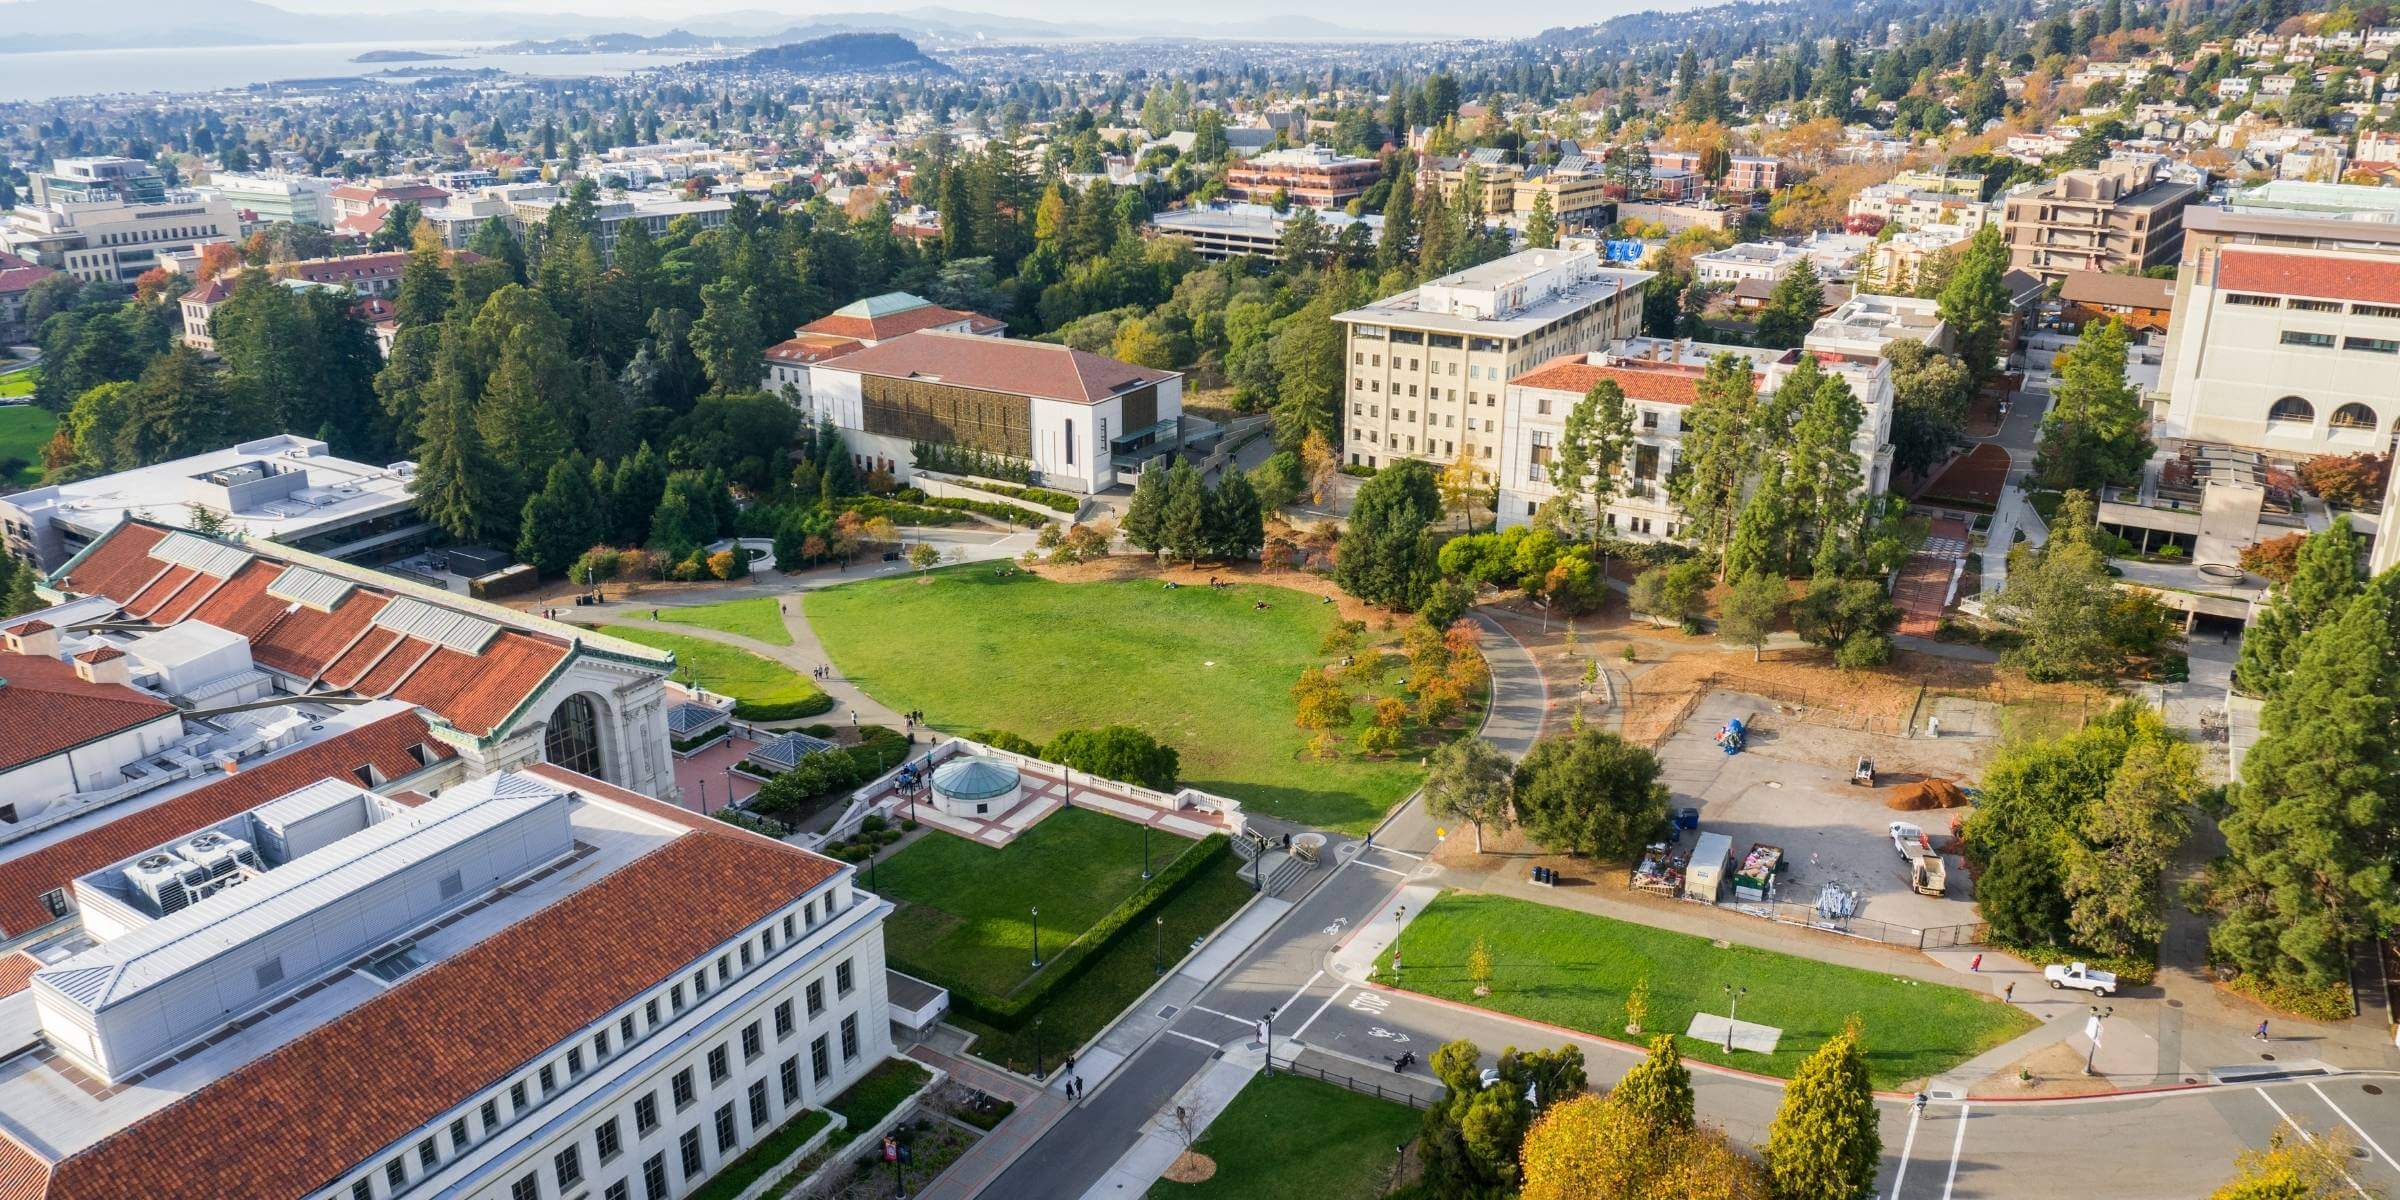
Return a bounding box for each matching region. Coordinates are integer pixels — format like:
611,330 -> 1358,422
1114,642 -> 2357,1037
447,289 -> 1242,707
597,624 -> 828,719
1148,1073 -> 1420,1200
826,1058 -> 934,1144
686,1108 -> 831,1200
958,857 -> 1254,1075
648,596 -> 794,645
1378,892 -> 2037,1089
0,404 -> 55,487
0,368 -> 36,399
805,568 -> 1445,831
875,807 -> 1198,997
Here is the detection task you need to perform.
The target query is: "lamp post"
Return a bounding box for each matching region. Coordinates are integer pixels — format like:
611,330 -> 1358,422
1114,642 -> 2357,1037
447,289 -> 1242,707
1142,824 -> 1153,880
1032,1014 -> 1045,1081
2083,1004 -> 2114,1077
1261,1008 -> 1279,1077
1154,915 -> 1165,976
1721,984 -> 1748,1053
1029,906 -> 1043,969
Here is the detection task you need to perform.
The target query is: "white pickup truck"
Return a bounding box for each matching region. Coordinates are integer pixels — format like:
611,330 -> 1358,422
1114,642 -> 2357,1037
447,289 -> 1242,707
2044,962 -> 2118,996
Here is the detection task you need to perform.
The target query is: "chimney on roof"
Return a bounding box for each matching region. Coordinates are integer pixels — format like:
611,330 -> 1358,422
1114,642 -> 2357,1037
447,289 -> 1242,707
6,621 -> 59,659
75,645 -> 132,686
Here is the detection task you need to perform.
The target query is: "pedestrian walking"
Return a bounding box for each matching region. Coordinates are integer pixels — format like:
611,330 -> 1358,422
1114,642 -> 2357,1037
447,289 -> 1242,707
1970,953 -> 1983,972
1912,1093 -> 1928,1117
2255,1019 -> 2271,1042
2003,981 -> 2015,1003
1073,1075 -> 1085,1099
651,608 -> 658,620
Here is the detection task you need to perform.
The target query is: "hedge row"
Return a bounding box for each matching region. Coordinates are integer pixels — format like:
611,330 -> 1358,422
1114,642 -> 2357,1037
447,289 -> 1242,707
937,833 -> 1232,1029
970,481 -> 1081,514
921,494 -> 1051,527
733,693 -> 837,721
2225,972 -> 2355,1021
1987,938 -> 2158,986
834,495 -> 976,527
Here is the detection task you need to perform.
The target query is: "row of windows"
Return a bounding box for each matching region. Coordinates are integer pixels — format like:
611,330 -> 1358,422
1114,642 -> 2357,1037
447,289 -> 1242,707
98,224 -> 218,247
2277,330 -> 2400,354
2227,293 -> 2400,320
2266,396 -> 2380,430
344,888 -> 856,1200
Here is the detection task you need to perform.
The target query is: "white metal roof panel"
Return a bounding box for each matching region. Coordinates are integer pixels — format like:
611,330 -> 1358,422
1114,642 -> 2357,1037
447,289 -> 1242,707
371,594 -> 500,654
263,565 -> 356,612
148,530 -> 254,578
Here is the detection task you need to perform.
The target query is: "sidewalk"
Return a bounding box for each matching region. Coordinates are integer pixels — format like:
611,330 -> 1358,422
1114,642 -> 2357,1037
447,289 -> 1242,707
909,1044 -> 1074,1200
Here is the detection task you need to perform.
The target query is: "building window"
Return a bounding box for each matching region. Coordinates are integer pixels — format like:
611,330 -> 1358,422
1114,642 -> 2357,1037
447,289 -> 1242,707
781,1057 -> 801,1105
811,1035 -> 831,1082
386,1160 -> 407,1188
708,1045 -> 730,1084
2330,403 -> 2379,430
2268,395 -> 2316,424
743,1022 -> 763,1061
807,980 -> 825,1016
642,1153 -> 669,1200
482,1098 -> 501,1132
635,1093 -> 661,1134
540,1065 -> 556,1094
836,960 -> 854,996
2290,298 -> 2344,313
543,693 -> 605,778
597,1116 -> 624,1163
607,1184 -> 628,1200
714,1102 -> 738,1152
2280,330 -> 2336,349
2352,303 -> 2400,320
775,999 -> 795,1038
749,1080 -> 771,1129
449,1118 -> 469,1151
555,1145 -> 583,1190
511,1082 -> 529,1111
679,1130 -> 703,1179
672,1069 -> 696,1111
1065,418 -> 1076,466
510,1174 -> 538,1200
351,1182 -> 372,1200
840,1014 -> 860,1061
2345,337 -> 2400,355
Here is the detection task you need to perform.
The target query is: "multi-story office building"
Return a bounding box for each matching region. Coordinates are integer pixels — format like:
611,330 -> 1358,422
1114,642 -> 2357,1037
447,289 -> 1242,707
1511,161 -> 1614,228
1495,295 -> 1929,537
1723,155 -> 1783,193
327,180 -> 453,236
1146,202 -> 1383,261
1222,146 -> 1381,210
1846,183 -> 1997,233
0,158 -> 240,284
1421,154 -> 1523,215
2001,157 -> 2201,283
801,331 -> 1182,494
203,172 -> 338,227
2157,182 -> 2400,457
417,185 -> 731,265
1692,241 -> 1810,287
0,747 -> 891,1200
1331,249 -> 1655,469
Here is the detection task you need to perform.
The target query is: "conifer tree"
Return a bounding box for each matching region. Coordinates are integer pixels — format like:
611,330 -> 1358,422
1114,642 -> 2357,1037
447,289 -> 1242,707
2233,516 -> 2362,699
1159,458 -> 1209,565
1123,460 -> 1168,554
410,366 -> 512,545
1756,260 -> 1825,350
1611,1035 -> 1696,1132
1765,1021 -> 1880,1200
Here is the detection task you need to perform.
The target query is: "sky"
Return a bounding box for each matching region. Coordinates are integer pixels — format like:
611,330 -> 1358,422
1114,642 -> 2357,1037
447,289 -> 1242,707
258,0 -> 1584,38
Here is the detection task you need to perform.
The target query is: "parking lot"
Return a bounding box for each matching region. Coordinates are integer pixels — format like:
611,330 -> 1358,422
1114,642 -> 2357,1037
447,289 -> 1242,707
1652,690 -> 1995,931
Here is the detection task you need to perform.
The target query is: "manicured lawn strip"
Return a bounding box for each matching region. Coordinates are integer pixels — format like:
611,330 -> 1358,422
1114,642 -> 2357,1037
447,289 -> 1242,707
0,368 -> 36,399
959,859 -> 1254,1075
805,567 -> 1436,831
0,404 -> 55,486
826,1058 -> 935,1145
597,624 -> 829,719
875,808 -> 1197,996
685,1108 -> 830,1200
1377,892 -> 2037,1089
653,597 -> 794,645
1147,1072 -> 1420,1200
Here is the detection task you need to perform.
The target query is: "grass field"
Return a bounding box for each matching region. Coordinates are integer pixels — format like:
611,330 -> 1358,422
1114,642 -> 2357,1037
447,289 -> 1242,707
1378,892 -> 2037,1089
651,596 -> 793,646
0,368 -> 36,399
874,807 -> 1197,997
956,858 -> 1252,1074
1147,1073 -> 1420,1200
805,568 -> 1442,831
597,624 -> 828,719
0,404 -> 55,487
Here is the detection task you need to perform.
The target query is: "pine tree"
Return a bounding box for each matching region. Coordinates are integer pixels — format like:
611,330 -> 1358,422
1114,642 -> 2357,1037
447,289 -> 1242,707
1208,470 -> 1265,561
1523,189 -> 1557,249
2036,319 -> 2150,490
516,454 -> 603,576
410,366 -> 512,545
2209,571 -> 2400,989
392,243 -> 452,329
2233,516 -> 2362,699
0,551 -> 39,618
1610,1035 -> 1696,1132
1756,260 -> 1825,349
1377,168 -> 1417,274
1123,460 -> 1169,554
1938,225 -> 2009,386
1784,356 -> 1866,575
1549,378 -> 1635,537
1668,353 -> 1761,569
1159,458 -> 1209,565
610,442 -> 667,546
1723,458 -> 1791,583
1766,1021 -> 1881,1200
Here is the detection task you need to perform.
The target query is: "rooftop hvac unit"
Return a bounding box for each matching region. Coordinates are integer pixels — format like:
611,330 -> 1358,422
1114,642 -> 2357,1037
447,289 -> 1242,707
123,853 -> 207,916
176,832 -> 261,880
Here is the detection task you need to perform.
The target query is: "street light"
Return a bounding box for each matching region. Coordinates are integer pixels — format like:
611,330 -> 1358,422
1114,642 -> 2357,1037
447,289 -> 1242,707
1029,906 -> 1043,969
2083,1004 -> 2114,1077
1721,984 -> 1748,1053
1142,824 -> 1153,880
1154,914 -> 1165,976
1032,1014 -> 1045,1081
1261,1007 -> 1279,1077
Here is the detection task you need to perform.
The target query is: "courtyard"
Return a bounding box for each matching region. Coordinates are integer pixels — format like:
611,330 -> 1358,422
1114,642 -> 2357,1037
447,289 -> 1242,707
804,566 -> 1455,831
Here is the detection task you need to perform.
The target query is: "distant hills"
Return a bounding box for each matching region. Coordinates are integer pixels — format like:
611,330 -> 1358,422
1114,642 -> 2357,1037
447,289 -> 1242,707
716,32 -> 954,75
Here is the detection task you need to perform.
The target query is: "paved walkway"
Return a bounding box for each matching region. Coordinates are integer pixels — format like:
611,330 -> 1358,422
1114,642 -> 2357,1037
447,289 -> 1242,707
907,1044 -> 1074,1200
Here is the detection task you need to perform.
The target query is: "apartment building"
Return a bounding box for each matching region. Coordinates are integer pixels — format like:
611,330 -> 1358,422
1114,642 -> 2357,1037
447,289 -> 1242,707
415,184 -> 731,264
1862,225 -> 1975,294
1331,249 -> 1655,469
1723,155 -> 1783,193
2001,157 -> 2201,283
0,751 -> 892,1200
203,172 -> 338,227
1222,146 -> 1381,210
1511,160 -> 1613,227
1421,153 -> 1523,215
1495,295 -> 1929,537
0,158 -> 241,284
2157,183 -> 2400,457
1692,241 -> 1809,286
1145,203 -> 1383,262
1846,183 -> 1997,233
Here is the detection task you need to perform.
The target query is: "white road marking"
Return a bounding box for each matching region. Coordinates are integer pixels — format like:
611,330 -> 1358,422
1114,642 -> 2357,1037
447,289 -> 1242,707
1187,1005 -> 1252,1027
1348,991 -> 1390,1014
1162,1030 -> 1223,1050
1890,1103 -> 1924,1199
2258,1088 -> 2371,1198
1371,846 -> 1425,861
1289,983 -> 1351,1044
1351,859 -> 1412,878
2306,1081 -> 2400,1177
1941,1104 -> 1971,1200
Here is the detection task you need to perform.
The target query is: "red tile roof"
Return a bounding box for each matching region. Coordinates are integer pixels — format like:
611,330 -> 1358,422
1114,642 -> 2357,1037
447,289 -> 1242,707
824,330 -> 1175,405
70,646 -> 123,664
0,711 -> 450,939
0,952 -> 41,999
764,333 -> 865,365
1509,355 -> 1725,407
0,653 -> 179,775
55,523 -> 582,739
802,300 -> 1004,342
2217,248 -> 2400,305
27,805 -> 837,1200
0,253 -> 59,299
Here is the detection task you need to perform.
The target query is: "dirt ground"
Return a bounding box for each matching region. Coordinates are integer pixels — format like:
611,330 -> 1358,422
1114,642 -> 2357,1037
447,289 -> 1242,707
1026,554 -> 1393,626
1969,1040 -> 2123,1099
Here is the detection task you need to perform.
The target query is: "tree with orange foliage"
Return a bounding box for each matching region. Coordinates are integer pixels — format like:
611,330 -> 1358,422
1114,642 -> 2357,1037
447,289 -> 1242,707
132,268 -> 176,303
195,241 -> 243,283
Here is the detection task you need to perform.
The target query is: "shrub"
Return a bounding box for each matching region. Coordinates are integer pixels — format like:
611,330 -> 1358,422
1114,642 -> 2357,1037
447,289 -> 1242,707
734,693 -> 836,722
2225,972 -> 2354,1021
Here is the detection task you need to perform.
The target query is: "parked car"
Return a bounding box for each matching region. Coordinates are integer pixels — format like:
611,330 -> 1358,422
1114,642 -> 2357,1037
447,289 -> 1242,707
2044,962 -> 2118,996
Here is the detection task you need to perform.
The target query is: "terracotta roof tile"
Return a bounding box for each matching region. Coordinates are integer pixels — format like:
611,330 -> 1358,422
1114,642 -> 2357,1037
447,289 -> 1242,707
70,646 -> 123,664
0,653 -> 179,775
2217,248 -> 2400,305
246,591 -> 388,680
389,635 -> 568,736
764,333 -> 865,364
353,639 -> 437,697
0,1131 -> 48,1200
35,811 -> 837,1200
122,565 -> 200,620
2059,270 -> 2176,310
803,301 -> 1004,342
318,626 -> 402,690
0,712 -> 450,939
1509,355 -> 1720,407
54,523 -> 169,600
0,952 -> 41,999
824,330 -> 1175,405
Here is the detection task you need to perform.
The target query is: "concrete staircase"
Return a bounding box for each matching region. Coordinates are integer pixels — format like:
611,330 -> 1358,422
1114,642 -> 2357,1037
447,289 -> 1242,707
1231,833 -> 1313,895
